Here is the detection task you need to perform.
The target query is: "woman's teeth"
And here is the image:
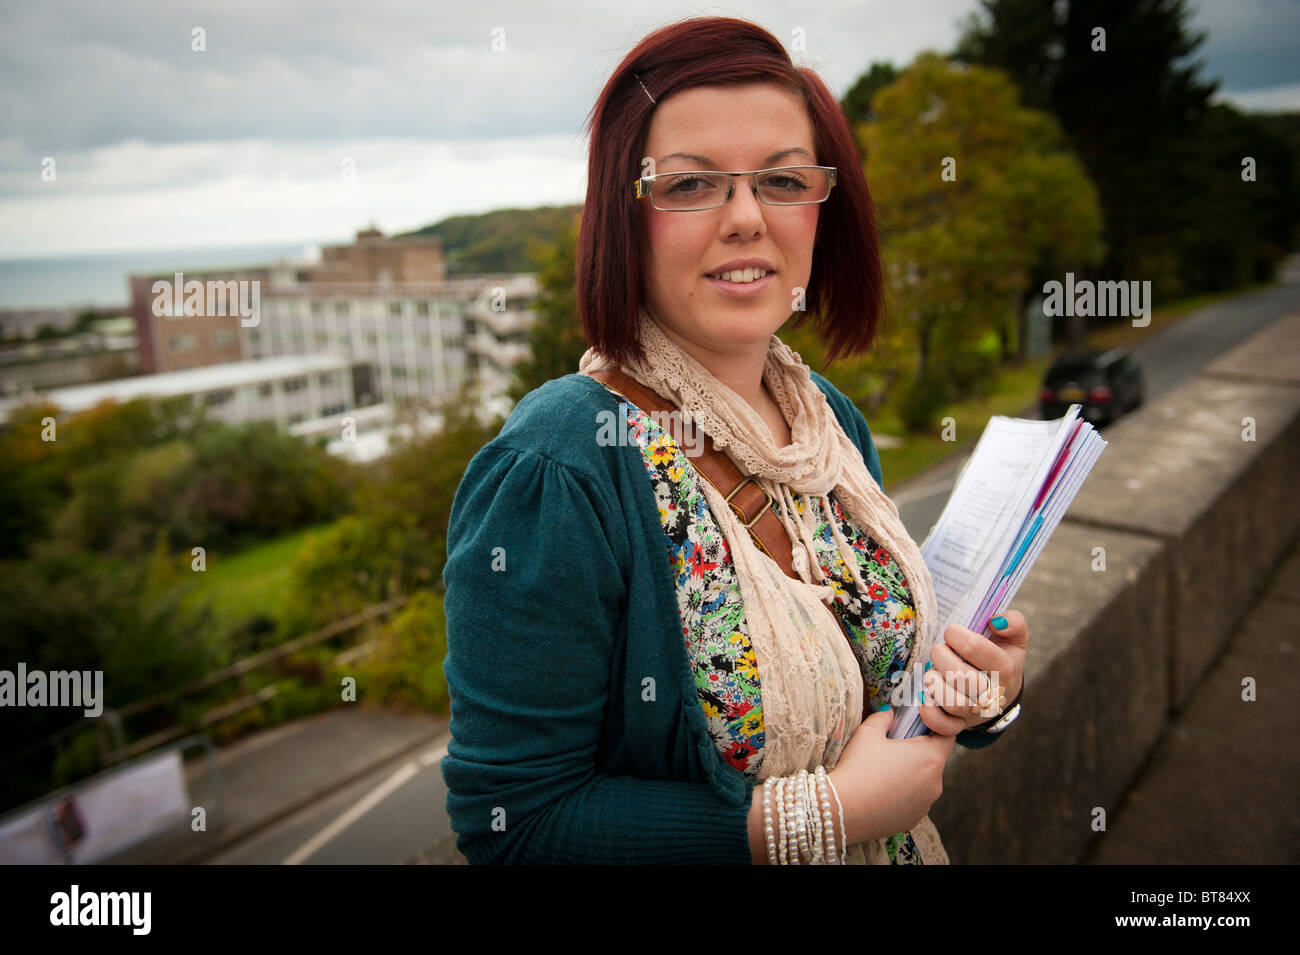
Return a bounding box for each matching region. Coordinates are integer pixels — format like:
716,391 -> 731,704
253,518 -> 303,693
710,268 -> 768,284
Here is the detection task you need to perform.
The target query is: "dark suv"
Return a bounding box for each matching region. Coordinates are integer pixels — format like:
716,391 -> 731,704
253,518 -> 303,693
1040,348 -> 1145,425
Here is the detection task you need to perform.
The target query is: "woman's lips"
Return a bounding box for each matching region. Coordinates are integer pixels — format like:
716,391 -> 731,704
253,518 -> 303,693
705,271 -> 776,297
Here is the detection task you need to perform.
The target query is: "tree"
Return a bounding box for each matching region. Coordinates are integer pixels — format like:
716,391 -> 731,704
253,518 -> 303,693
861,52 -> 1103,425
508,212 -> 586,402
280,385 -> 501,636
953,0 -> 1269,298
841,62 -> 899,127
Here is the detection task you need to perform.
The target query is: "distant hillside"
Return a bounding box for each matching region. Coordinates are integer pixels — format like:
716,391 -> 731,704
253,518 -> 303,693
396,204 -> 582,274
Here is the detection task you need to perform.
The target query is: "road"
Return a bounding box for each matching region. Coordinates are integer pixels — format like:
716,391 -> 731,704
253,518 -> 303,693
209,737 -> 452,864
221,260 -> 1300,864
894,259 -> 1300,542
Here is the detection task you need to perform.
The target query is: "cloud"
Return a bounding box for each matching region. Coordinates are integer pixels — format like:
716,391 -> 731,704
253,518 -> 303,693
1216,82 -> 1300,113
0,134 -> 588,257
4,0 -> 1294,260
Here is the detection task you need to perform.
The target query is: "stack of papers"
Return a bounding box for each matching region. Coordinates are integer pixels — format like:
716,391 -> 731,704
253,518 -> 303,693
887,403 -> 1108,740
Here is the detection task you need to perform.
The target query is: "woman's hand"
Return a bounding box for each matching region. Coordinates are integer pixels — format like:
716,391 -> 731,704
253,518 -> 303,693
827,706 -> 957,846
918,609 -> 1029,736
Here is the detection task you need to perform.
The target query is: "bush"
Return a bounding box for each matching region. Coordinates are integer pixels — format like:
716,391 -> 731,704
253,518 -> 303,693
897,374 -> 952,433
349,590 -> 449,714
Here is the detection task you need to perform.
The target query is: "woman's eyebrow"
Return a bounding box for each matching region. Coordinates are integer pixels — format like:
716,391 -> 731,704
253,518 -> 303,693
658,148 -> 814,166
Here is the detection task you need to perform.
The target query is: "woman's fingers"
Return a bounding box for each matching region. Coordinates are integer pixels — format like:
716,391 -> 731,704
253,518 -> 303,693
917,696 -> 968,735
941,623 -> 1014,684
923,666 -> 976,721
929,642 -> 990,700
988,610 -> 1030,651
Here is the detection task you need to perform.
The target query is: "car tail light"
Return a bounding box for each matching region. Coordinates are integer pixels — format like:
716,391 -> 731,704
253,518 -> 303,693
1040,386 -> 1055,401
1089,385 -> 1113,403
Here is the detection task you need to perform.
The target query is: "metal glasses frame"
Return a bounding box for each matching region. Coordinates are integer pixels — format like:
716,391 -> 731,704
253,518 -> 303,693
633,164 -> 838,211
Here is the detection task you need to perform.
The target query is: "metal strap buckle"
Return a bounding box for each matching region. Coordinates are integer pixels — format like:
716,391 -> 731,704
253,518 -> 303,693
724,476 -> 772,529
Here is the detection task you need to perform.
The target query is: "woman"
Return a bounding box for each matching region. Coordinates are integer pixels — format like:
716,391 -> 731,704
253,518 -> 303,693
440,16 -> 1029,864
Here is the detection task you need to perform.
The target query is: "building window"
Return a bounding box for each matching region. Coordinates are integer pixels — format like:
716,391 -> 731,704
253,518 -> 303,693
311,301 -> 326,316
205,389 -> 234,406
319,372 -> 340,389
283,377 -> 307,394
258,382 -> 274,398
389,301 -> 403,316
287,412 -> 305,425
334,301 -> 350,316
170,333 -> 195,352
214,328 -> 236,350
416,301 -> 430,316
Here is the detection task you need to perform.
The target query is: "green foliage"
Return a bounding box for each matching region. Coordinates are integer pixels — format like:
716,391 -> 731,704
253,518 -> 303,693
282,390 -> 500,636
862,51 -> 1103,416
397,204 -> 583,274
280,515 -> 401,635
51,730 -> 101,790
176,421 -> 353,545
897,374 -> 953,434
0,547 -> 219,811
953,0 -> 1297,298
182,522 -> 337,657
841,61 -> 899,129
350,589 -> 450,714
42,408 -> 353,557
508,212 -> 586,401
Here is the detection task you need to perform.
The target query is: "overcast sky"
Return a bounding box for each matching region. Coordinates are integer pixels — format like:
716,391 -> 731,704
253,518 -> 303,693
1,0 -> 1297,260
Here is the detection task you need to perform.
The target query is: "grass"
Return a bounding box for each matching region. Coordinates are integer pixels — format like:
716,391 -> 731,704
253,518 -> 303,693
182,520 -> 342,643
869,278 -> 1279,491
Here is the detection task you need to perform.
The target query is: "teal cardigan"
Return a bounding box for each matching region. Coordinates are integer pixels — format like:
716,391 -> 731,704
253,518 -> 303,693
440,371 -> 997,864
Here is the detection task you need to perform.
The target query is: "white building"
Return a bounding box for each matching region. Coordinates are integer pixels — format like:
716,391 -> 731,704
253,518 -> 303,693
0,353 -> 368,430
244,273 -> 538,414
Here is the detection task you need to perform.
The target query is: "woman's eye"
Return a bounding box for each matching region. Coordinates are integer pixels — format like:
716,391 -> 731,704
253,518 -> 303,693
763,175 -> 809,192
666,177 -> 711,194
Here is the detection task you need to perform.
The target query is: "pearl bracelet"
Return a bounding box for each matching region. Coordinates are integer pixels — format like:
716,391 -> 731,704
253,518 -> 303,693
762,767 -> 847,865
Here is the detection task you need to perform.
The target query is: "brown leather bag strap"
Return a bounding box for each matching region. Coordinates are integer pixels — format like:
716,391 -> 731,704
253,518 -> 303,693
587,364 -> 797,579
585,363 -> 870,719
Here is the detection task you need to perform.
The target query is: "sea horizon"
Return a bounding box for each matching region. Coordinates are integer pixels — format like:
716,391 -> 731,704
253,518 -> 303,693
0,240 -> 329,311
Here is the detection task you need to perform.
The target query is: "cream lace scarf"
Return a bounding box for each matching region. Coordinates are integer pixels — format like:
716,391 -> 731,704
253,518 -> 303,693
579,307 -> 949,865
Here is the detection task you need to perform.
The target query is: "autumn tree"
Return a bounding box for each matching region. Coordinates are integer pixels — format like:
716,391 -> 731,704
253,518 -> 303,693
860,52 -> 1103,427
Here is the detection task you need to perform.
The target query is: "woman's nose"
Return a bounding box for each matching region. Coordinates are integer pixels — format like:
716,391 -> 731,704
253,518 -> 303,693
720,180 -> 767,232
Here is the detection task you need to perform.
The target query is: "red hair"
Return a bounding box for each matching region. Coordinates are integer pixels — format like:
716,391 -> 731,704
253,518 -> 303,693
577,15 -> 884,369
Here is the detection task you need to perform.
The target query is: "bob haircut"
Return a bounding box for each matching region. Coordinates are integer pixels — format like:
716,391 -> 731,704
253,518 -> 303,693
577,16 -> 884,370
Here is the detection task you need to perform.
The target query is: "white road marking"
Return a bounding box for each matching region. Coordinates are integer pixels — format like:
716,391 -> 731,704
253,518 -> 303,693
281,759 -> 420,865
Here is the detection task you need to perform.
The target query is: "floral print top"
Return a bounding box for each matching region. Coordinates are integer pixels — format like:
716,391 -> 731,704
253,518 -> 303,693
609,389 -> 925,864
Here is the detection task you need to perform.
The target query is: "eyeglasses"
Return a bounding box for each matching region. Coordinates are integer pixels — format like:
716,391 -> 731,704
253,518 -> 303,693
633,165 -> 837,211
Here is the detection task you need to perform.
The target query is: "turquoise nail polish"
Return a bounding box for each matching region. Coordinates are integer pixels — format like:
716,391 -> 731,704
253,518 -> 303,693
918,688 -> 925,704
991,615 -> 1008,631
924,661 -> 933,672
876,703 -> 890,712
